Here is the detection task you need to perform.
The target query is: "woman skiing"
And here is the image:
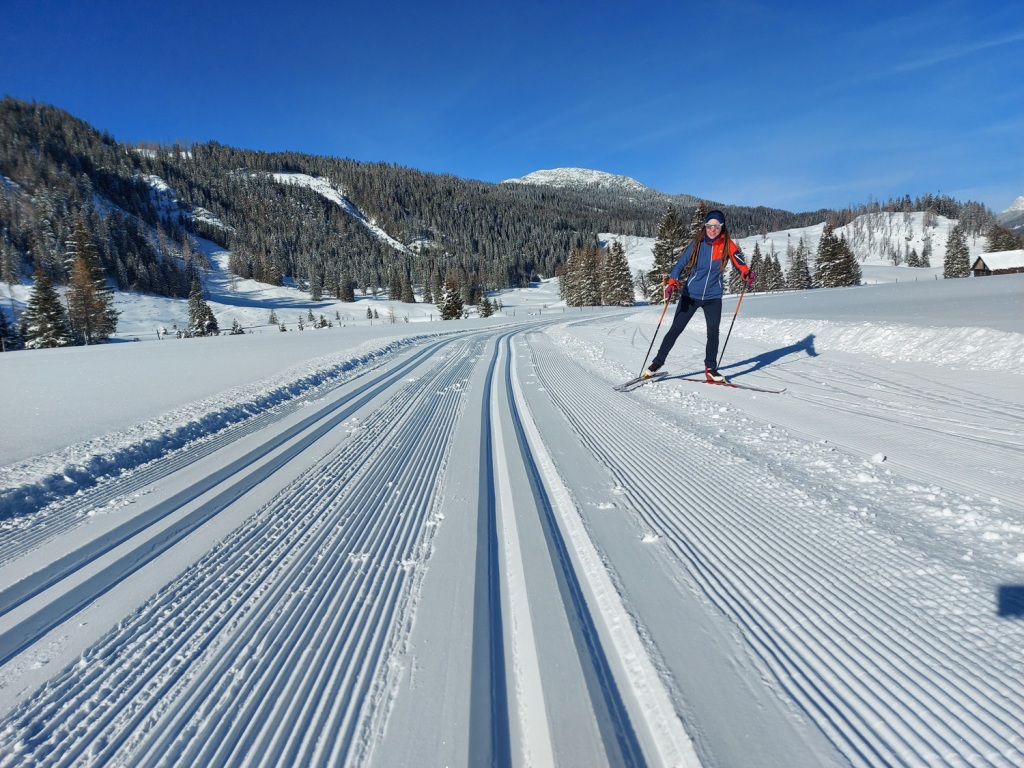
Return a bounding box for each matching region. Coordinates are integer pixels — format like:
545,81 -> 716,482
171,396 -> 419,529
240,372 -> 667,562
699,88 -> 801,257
647,210 -> 754,382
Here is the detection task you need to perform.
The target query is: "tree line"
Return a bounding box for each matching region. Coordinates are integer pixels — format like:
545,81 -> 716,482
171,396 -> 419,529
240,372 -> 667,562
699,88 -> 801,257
1,97 -> 1008,349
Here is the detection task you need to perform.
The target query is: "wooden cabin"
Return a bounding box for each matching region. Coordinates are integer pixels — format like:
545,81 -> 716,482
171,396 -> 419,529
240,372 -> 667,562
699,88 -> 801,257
971,249 -> 1024,277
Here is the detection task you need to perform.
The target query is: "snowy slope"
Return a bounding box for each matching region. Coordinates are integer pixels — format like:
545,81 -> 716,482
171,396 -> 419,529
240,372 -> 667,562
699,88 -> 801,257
603,209 -> 990,287
1,270 -> 1022,766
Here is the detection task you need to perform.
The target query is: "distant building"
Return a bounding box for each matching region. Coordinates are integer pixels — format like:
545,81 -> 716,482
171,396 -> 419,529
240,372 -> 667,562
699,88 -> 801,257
971,249 -> 1024,277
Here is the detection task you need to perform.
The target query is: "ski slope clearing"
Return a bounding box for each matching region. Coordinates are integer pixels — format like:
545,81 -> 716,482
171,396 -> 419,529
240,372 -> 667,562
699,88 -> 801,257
1,276 -> 1022,766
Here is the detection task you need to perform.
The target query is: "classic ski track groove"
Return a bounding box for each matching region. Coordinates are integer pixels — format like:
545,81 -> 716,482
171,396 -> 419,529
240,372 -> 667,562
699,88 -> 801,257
524,331 -> 1024,767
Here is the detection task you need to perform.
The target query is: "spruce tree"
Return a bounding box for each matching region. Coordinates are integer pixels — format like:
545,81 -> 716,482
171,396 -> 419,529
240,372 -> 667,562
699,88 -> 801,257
479,295 -> 494,317
439,280 -> 463,320
985,222 -> 1024,252
814,224 -> 843,287
187,277 -> 218,336
0,305 -> 22,351
749,243 -> 764,292
64,220 -> 118,344
647,205 -> 688,303
600,241 -> 635,306
401,272 -> 415,303
22,269 -> 72,349
787,238 -> 812,290
943,224 -> 971,278
688,201 -> 709,242
836,234 -> 862,286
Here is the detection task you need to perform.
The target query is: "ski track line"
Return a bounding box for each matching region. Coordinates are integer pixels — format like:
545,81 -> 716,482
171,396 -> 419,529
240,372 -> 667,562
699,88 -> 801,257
502,333 -> 647,768
507,333 -> 702,768
468,330 -> 512,768
525,331 -> 1024,768
489,338 -> 556,768
0,336 -> 480,767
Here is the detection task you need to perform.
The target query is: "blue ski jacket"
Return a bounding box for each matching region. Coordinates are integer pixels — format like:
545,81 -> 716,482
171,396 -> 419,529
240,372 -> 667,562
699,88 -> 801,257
669,235 -> 748,301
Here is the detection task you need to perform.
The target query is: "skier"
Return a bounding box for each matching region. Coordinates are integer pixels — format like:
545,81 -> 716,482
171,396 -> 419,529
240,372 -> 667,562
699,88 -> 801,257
647,210 -> 754,382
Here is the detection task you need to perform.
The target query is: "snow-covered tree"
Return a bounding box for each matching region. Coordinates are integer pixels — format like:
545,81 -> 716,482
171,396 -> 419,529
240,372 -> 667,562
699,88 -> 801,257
814,224 -> 859,287
943,224 -> 971,279
22,269 -> 72,349
749,243 -> 764,292
187,277 -> 218,336
439,280 -> 463,320
561,246 -> 601,306
985,222 -> 1024,252
786,238 -> 812,290
600,241 -> 635,306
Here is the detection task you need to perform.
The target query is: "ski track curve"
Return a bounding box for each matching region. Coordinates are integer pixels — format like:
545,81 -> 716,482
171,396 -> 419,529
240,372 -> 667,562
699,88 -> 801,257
526,324 -> 1024,767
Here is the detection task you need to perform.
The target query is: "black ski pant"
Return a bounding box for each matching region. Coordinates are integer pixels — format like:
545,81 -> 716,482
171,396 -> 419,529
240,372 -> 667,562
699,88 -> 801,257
652,296 -> 723,370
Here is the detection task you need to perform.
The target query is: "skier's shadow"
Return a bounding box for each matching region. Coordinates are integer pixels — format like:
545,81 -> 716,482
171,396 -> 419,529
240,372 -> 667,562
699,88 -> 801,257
999,586 -> 1024,618
713,333 -> 818,380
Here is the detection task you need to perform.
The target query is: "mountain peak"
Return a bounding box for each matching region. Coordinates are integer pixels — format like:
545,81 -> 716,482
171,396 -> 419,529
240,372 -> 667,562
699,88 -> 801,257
501,167 -> 652,195
1001,196 -> 1024,214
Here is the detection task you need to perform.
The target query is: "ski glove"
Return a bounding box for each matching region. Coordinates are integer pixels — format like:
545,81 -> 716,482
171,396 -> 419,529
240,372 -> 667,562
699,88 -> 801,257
664,278 -> 679,299
744,269 -> 756,287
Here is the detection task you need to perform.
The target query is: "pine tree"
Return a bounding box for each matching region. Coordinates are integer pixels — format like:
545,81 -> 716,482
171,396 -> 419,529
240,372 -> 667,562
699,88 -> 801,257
268,308 -> 278,325
600,241 -> 635,306
749,244 -> 764,292
943,224 -> 971,278
836,234 -> 862,286
479,295 -> 494,317
647,205 -> 689,303
985,222 -> 1024,252
814,223 -> 845,287
787,237 -> 812,290
688,201 -> 709,242
22,269 -> 72,349
64,220 -> 118,344
439,281 -> 463,320
338,274 -> 356,303
401,272 -> 415,303
1,304 -> 23,351
187,277 -> 218,336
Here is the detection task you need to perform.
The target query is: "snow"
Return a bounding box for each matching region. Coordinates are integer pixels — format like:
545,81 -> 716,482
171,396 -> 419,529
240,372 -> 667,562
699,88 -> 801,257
1,219 -> 1024,765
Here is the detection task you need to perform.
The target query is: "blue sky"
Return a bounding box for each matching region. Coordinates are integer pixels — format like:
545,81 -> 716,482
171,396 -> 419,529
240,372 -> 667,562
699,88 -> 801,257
2,0 -> 1023,213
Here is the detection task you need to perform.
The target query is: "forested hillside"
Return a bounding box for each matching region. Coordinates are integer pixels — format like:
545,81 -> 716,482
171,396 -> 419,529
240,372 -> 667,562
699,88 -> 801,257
0,97 -> 995,307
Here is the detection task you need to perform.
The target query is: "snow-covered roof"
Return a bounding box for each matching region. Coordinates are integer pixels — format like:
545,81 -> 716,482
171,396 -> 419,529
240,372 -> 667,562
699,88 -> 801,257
973,249 -> 1024,270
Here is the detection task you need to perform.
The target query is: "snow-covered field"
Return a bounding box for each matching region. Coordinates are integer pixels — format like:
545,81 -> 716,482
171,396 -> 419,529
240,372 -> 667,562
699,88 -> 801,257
1,245 -> 1023,766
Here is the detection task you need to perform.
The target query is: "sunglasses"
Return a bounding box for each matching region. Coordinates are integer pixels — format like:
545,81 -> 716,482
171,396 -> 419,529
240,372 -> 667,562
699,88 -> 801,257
705,223 -> 723,230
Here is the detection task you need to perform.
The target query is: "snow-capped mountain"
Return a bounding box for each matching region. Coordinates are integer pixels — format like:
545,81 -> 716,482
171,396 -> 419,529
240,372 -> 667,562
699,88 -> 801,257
501,167 -> 655,196
997,195 -> 1024,232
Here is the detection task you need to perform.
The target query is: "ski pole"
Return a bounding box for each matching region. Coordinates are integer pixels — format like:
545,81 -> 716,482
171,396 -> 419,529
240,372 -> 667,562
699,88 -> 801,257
640,275 -> 670,377
717,282 -> 747,369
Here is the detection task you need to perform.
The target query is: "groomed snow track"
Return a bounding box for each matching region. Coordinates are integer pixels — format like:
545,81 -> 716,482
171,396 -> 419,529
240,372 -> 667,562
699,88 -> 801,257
0,311 -> 1022,767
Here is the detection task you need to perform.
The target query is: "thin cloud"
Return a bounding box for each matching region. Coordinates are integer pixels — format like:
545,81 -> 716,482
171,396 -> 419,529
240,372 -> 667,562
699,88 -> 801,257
889,30 -> 1024,74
